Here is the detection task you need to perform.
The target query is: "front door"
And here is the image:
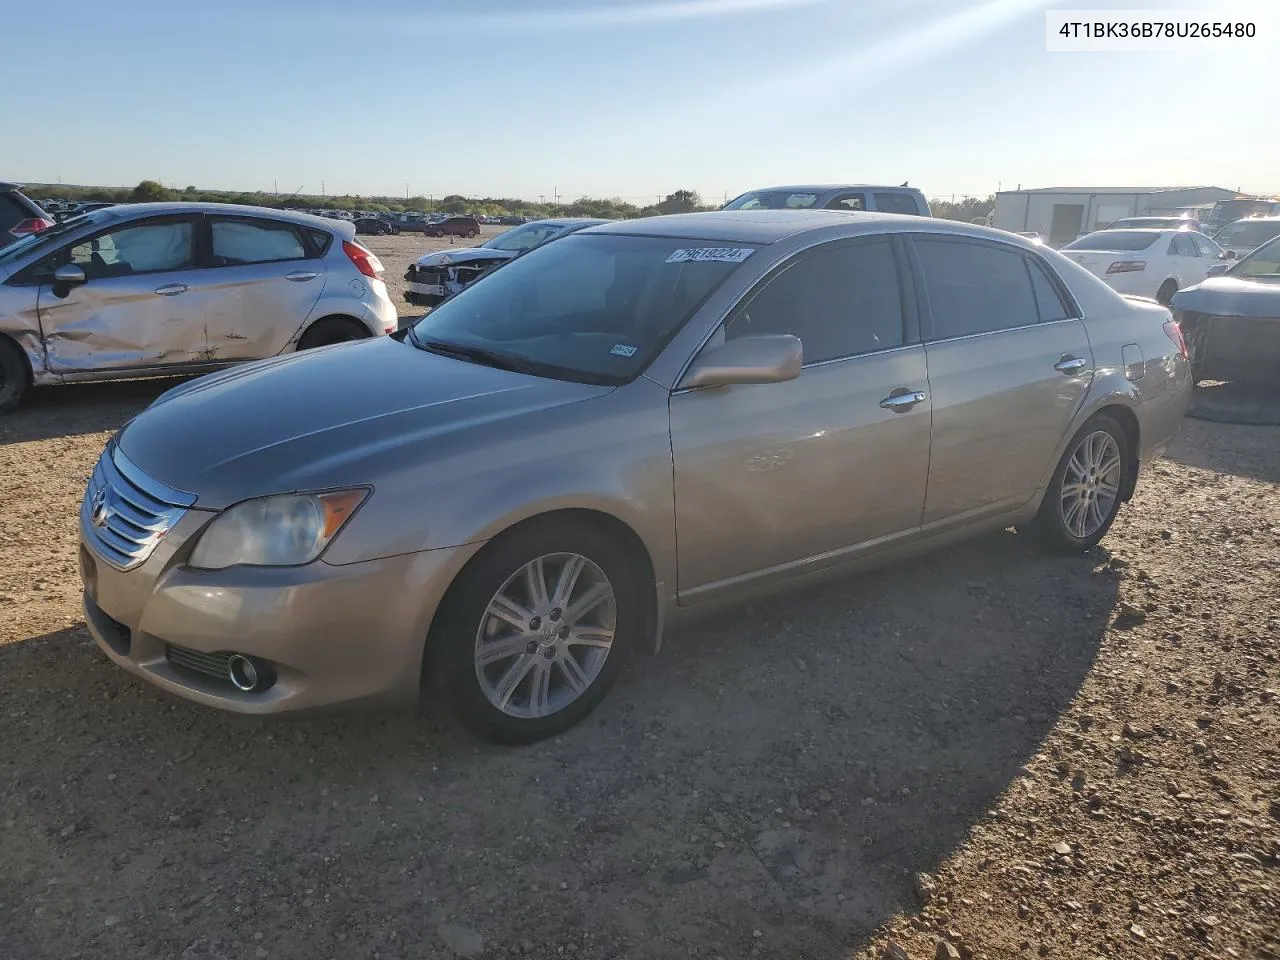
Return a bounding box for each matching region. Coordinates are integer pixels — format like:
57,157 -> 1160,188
909,236 -> 1094,525
36,215 -> 206,372
669,237 -> 932,601
201,216 -> 327,360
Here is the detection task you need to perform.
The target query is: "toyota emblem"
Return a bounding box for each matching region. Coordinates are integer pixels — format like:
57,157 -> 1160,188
91,489 -> 110,528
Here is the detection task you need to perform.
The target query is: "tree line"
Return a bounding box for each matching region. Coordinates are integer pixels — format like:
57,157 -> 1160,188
29,180 -> 994,223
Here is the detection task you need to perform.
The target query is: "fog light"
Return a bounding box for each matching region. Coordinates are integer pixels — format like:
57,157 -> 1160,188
227,654 -> 260,692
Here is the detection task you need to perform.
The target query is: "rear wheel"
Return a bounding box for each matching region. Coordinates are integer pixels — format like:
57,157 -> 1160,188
1025,414 -> 1129,553
297,317 -> 369,350
0,339 -> 31,414
427,519 -> 641,744
1156,279 -> 1178,306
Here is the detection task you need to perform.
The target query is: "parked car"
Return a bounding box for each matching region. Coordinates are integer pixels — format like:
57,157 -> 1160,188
1103,216 -> 1201,232
1061,228 -> 1226,304
1172,234 -> 1280,381
426,215 -> 481,238
1210,216 -> 1280,261
77,211 -> 1190,743
722,184 -> 931,216
354,217 -> 395,236
1202,197 -> 1280,236
0,202 -> 398,412
1,182 -> 55,250
404,218 -> 608,308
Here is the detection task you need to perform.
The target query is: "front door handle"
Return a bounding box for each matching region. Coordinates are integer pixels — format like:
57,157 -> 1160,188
879,389 -> 928,412
285,271 -> 318,282
1054,356 -> 1089,375
154,283 -> 188,296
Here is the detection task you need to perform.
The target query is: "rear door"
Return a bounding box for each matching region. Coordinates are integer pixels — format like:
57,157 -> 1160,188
1167,232 -> 1204,287
200,215 -> 328,360
909,236 -> 1093,525
35,214 -> 208,372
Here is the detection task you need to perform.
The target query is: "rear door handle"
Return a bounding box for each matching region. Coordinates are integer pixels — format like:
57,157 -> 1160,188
879,389 -> 928,411
154,283 -> 188,296
285,271 -> 318,282
1054,356 -> 1089,375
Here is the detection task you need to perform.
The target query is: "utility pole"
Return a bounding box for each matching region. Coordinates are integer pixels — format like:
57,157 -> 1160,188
554,186 -> 560,206
539,194 -> 545,205
274,179 -> 278,195
405,183 -> 409,199
322,180 -> 326,197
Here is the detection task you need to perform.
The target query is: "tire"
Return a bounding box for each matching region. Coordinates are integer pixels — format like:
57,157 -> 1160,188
297,317 -> 369,350
1025,413 -> 1129,554
1156,279 -> 1178,306
427,518 -> 642,744
0,338 -> 31,414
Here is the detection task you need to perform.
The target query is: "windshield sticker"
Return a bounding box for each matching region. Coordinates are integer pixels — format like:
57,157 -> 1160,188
609,344 -> 639,358
665,247 -> 755,264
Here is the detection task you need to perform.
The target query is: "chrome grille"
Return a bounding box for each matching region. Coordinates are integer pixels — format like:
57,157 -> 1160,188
81,443 -> 196,571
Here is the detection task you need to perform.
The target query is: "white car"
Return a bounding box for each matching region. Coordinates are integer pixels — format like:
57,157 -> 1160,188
1061,228 -> 1226,305
1211,216 -> 1280,260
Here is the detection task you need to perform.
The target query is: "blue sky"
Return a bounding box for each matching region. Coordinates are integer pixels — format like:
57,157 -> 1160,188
7,0 -> 1277,202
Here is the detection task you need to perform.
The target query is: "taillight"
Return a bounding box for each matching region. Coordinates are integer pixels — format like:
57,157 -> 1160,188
1163,320 -> 1189,358
1106,260 -> 1147,274
9,217 -> 55,237
342,240 -> 384,279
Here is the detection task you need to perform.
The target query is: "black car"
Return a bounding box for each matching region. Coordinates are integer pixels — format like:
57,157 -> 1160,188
425,215 -> 481,238
1172,235 -> 1280,381
0,183 -> 54,249
354,217 -> 395,236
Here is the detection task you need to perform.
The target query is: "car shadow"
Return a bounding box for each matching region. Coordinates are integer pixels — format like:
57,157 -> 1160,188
1163,414 -> 1280,486
0,378 -> 189,446
0,530 -> 1119,959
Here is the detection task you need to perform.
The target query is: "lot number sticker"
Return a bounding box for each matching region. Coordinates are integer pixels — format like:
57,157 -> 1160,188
665,247 -> 755,264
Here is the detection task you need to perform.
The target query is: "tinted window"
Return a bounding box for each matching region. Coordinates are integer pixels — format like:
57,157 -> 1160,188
1214,220 -> 1280,250
726,239 -> 903,362
915,238 -> 1038,339
0,193 -> 30,237
1169,234 -> 1197,256
723,191 -> 818,211
1064,231 -> 1161,252
873,192 -> 922,215
1028,259 -> 1073,322
826,193 -> 866,212
69,220 -> 194,279
211,219 -> 306,265
1232,236 -> 1280,278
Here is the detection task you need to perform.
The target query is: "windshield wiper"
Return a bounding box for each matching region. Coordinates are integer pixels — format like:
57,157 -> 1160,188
416,338 -> 537,375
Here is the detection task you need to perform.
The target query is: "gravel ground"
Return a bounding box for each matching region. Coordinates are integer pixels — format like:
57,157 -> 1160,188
1,361 -> 1278,958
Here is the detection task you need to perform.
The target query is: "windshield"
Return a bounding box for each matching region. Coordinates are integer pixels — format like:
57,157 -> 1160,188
482,221 -> 566,253
1231,235 -> 1280,279
1063,231 -> 1160,252
1214,220 -> 1280,250
0,213 -> 98,265
1108,218 -> 1183,229
409,233 -> 754,384
723,191 -> 819,211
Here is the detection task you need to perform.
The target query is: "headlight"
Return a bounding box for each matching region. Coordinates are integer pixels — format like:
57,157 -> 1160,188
188,489 -> 368,570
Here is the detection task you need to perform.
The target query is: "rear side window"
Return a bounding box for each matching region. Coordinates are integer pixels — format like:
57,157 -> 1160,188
1190,233 -> 1222,258
1169,234 -> 1197,256
726,239 -> 904,362
915,238 -> 1038,340
826,193 -> 867,212
1028,259 -> 1074,322
211,219 -> 307,265
873,192 -> 922,215
0,193 -> 31,237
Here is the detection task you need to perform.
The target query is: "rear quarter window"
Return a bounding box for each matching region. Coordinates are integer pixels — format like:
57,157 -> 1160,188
0,193 -> 31,237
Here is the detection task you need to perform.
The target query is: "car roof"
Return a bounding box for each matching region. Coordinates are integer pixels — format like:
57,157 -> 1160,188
1225,215 -> 1280,224
588,210 -> 1002,245
81,202 -> 352,230
744,184 -> 923,193
526,217 -> 610,228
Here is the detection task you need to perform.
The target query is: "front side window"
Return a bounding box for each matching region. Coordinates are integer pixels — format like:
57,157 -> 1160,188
915,238 -> 1038,339
726,239 -> 904,362
211,219 -> 306,265
1232,236 -> 1280,278
1169,234 -> 1197,257
69,220 -> 194,279
873,192 -> 921,215
1191,233 -> 1223,258
409,234 -> 750,384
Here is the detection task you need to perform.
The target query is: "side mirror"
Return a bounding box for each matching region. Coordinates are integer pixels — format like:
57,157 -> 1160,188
1223,250 -> 1238,259
680,334 -> 803,390
53,263 -> 86,285
1207,263 -> 1231,277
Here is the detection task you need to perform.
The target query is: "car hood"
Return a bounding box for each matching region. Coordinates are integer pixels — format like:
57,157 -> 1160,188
1171,275 -> 1280,318
414,247 -> 515,268
117,336 -> 613,509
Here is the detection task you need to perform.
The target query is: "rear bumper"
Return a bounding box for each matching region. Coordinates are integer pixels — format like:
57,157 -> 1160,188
1186,314 -> 1280,378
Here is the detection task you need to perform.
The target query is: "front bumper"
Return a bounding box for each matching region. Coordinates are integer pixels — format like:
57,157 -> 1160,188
80,506 -> 473,714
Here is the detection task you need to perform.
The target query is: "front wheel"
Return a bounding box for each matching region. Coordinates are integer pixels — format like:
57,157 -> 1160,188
428,520 -> 641,744
0,339 -> 31,414
1025,414 -> 1129,553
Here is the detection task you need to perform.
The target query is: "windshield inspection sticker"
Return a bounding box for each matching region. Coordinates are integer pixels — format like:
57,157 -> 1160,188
665,247 -> 755,264
609,344 -> 639,358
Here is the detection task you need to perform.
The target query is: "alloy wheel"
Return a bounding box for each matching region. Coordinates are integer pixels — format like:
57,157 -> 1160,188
1059,430 -> 1122,539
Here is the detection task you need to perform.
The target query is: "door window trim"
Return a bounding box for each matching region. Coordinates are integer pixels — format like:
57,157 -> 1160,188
201,215 -> 319,268
673,234 -> 920,392
16,214 -> 200,284
905,234 -> 1082,344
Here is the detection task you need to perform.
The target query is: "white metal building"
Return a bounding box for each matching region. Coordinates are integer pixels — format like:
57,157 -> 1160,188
991,186 -> 1237,246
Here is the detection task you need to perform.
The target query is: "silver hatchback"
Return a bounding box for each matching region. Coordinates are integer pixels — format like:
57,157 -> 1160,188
0,202 -> 399,411
78,211 -> 1191,743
